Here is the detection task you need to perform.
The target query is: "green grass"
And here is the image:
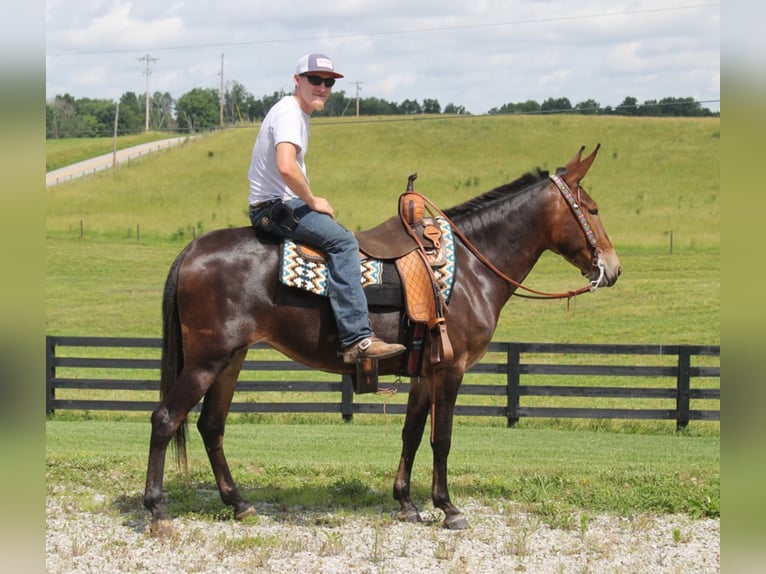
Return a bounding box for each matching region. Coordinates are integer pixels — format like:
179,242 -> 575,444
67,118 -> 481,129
45,114 -> 720,343
46,420 -> 719,521
46,115 -> 720,247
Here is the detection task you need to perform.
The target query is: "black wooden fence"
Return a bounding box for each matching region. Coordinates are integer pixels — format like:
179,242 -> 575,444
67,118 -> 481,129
46,336 -> 720,429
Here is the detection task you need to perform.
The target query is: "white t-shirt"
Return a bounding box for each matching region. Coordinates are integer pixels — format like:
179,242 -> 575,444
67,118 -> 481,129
247,95 -> 310,206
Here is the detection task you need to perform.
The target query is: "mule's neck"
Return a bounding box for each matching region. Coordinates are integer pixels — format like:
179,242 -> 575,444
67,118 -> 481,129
451,183 -> 554,299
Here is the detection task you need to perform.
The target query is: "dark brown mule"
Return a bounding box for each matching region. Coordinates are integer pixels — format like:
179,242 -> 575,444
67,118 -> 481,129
144,145 -> 621,533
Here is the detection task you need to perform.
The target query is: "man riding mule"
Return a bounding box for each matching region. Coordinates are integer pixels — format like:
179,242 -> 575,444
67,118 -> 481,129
144,110 -> 621,531
247,52 -> 405,364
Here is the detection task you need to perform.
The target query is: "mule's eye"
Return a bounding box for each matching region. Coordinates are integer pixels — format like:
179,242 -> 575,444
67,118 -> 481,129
588,208 -> 599,216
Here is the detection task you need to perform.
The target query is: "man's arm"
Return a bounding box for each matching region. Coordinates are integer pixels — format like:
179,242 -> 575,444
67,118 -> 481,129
275,142 -> 335,218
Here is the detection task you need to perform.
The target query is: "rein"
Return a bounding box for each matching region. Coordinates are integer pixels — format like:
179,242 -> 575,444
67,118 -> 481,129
415,175 -> 604,301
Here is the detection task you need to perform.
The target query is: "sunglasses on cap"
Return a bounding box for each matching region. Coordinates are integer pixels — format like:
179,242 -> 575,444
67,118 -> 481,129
302,74 -> 336,88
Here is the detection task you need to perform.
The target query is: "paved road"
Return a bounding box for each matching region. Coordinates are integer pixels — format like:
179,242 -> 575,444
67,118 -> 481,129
46,136 -> 194,187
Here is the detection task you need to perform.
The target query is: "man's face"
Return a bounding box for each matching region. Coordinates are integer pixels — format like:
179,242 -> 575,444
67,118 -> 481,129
294,73 -> 335,112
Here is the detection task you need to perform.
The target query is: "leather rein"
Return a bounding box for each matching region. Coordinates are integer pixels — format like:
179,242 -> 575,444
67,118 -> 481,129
416,174 -> 605,301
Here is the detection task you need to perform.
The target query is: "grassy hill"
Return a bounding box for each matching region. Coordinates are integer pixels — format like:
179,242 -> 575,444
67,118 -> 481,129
45,114 -> 720,344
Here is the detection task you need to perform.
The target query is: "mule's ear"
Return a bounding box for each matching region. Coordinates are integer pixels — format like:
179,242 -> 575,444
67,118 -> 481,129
564,145 -> 586,173
563,144 -> 600,186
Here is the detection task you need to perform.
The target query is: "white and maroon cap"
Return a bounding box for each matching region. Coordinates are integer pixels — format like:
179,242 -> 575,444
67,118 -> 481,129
295,53 -> 344,78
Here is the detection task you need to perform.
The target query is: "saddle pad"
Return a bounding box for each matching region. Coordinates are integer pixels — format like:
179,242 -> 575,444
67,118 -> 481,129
280,217 -> 456,301
281,243 -> 382,296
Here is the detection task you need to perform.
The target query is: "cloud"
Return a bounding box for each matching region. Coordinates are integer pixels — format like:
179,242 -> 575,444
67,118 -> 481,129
45,1 -> 720,114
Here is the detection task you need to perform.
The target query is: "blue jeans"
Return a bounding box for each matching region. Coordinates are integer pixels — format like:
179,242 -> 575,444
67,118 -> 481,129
249,198 -> 373,348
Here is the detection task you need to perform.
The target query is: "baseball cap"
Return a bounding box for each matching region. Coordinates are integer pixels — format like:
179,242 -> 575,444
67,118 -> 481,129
295,53 -> 344,79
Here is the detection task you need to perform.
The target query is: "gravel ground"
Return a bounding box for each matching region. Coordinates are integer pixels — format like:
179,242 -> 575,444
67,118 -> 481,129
46,496 -> 719,573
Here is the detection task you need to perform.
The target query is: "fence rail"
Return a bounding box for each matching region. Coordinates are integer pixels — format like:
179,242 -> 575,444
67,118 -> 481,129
46,336 -> 720,429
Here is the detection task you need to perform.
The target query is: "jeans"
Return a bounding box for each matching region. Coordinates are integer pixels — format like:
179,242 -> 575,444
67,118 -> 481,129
250,198 -> 373,348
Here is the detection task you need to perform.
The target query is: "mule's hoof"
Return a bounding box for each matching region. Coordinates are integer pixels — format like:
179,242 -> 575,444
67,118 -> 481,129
443,513 -> 469,530
234,505 -> 257,521
149,519 -> 174,538
396,508 -> 422,523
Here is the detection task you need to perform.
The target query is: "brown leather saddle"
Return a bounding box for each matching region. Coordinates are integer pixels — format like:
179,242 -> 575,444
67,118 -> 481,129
286,176 -> 454,393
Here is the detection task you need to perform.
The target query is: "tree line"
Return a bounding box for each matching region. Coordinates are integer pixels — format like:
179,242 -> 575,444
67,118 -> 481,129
46,81 -> 718,139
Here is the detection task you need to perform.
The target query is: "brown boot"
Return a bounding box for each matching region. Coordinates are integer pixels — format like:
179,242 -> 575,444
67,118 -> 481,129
342,336 -> 406,364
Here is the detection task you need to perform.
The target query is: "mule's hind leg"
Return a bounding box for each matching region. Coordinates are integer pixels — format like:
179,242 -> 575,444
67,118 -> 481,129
196,348 -> 256,520
144,364 -> 220,526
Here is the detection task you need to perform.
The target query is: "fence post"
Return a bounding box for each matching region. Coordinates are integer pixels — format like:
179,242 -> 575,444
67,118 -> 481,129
676,346 -> 691,430
341,375 -> 354,422
506,343 -> 521,427
46,335 -> 56,415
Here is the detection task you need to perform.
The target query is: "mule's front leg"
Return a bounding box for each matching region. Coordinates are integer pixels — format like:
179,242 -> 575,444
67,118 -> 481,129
393,381 -> 431,522
430,370 -> 468,530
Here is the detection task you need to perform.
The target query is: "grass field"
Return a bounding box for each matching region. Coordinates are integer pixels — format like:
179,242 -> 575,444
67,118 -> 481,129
46,114 -> 720,342
46,420 -> 719,521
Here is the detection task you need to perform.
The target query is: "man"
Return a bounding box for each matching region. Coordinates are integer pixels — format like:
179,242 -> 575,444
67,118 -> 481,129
247,53 -> 405,364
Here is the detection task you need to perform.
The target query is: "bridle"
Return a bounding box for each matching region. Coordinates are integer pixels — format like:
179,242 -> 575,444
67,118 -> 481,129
548,173 -> 606,295
418,174 -> 605,301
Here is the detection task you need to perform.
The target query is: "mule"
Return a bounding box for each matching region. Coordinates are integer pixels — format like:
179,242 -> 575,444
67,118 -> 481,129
144,145 -> 621,532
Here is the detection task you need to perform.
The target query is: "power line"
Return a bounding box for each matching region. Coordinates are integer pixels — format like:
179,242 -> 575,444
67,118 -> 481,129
48,3 -> 719,57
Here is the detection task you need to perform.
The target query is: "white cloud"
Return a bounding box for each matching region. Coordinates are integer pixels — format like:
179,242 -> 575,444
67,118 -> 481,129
45,1 -> 721,114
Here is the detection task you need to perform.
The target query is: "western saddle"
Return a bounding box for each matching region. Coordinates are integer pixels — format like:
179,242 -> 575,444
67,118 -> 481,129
290,174 -> 454,393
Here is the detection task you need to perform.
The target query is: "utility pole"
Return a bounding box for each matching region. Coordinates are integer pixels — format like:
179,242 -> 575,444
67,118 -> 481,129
353,81 -> 364,117
137,54 -> 158,131
112,102 -> 119,168
219,54 -> 225,127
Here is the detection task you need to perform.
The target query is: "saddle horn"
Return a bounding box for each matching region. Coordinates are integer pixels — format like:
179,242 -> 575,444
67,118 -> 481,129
407,173 -> 418,191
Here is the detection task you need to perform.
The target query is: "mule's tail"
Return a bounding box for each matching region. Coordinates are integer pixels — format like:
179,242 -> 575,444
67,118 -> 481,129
161,246 -> 190,470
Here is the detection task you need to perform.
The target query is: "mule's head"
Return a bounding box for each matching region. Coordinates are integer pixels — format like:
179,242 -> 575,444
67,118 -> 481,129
549,145 -> 621,288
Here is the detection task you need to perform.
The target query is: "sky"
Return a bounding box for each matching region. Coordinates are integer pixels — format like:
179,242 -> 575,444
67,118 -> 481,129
45,1 -> 720,115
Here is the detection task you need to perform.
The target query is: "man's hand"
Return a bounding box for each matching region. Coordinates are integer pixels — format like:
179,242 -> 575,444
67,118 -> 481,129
307,196 -> 335,219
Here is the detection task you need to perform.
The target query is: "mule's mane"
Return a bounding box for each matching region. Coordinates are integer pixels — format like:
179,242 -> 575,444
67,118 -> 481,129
443,168 -> 549,220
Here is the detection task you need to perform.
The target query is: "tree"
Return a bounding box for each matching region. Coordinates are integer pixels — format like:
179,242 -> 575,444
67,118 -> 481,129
422,98 -> 441,114
575,99 -> 600,115
488,99 -> 541,115
46,94 -> 78,139
118,92 -> 144,133
615,96 -> 639,116
399,99 -> 422,114
225,81 -> 252,124
75,98 -> 117,136
175,88 -> 220,132
151,91 -> 176,130
359,97 -> 398,116
443,103 -> 467,115
541,97 -> 572,113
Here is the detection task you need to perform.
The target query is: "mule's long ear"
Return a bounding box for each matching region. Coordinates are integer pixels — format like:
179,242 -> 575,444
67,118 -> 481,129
563,144 -> 600,187
564,145 -> 586,173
